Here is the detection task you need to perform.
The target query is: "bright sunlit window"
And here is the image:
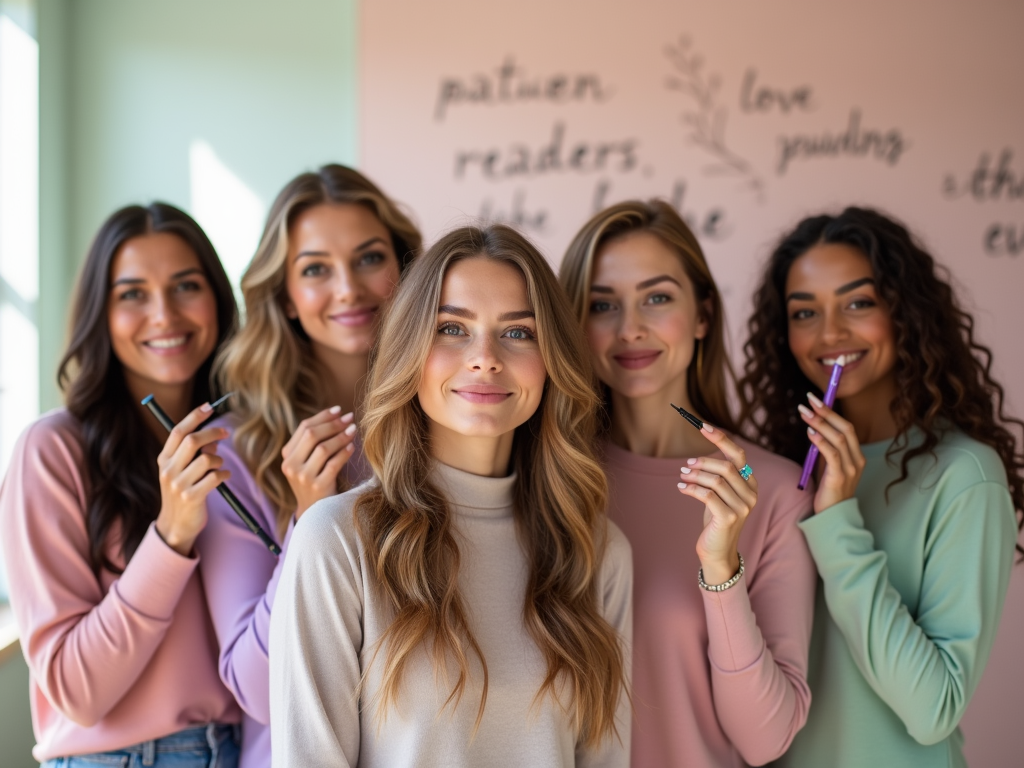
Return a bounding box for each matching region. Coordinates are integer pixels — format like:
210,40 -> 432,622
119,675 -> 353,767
0,10 -> 40,606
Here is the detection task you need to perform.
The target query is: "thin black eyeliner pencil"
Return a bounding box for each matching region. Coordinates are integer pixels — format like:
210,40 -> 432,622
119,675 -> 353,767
670,403 -> 704,430
142,394 -> 282,556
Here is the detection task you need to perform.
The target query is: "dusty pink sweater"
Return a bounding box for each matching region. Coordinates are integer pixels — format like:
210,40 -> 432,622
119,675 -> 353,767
0,409 -> 240,762
603,436 -> 815,768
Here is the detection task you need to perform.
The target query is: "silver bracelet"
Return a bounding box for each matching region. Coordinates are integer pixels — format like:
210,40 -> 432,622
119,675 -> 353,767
698,553 -> 745,592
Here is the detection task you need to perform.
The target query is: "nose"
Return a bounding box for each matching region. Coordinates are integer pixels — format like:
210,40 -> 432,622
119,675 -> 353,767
467,332 -> 502,373
150,289 -> 180,327
617,303 -> 646,343
820,307 -> 850,345
333,263 -> 362,304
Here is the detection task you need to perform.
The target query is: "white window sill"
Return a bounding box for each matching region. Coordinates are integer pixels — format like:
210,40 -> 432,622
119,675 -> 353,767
0,603 -> 20,665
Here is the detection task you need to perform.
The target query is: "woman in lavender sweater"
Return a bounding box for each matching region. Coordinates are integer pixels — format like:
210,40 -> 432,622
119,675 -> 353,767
195,165 -> 421,765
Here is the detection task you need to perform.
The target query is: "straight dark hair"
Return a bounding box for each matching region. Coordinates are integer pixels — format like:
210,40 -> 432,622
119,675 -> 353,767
58,203 -> 238,574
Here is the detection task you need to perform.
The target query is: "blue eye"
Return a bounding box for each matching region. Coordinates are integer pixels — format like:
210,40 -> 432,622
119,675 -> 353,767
590,300 -> 613,314
648,293 -> 671,304
504,326 -> 535,341
438,323 -> 465,336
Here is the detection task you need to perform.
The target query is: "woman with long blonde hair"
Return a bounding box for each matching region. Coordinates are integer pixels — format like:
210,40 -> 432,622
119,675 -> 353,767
269,224 -> 632,767
560,200 -> 814,768
195,164 -> 421,765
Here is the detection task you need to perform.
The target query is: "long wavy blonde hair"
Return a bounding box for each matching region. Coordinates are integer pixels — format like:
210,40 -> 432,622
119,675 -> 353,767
214,165 -> 421,531
355,224 -> 626,748
560,199 -> 738,431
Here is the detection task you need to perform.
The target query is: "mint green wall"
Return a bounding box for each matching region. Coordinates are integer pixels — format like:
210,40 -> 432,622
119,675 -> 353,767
0,649 -> 35,768
38,0 -> 359,410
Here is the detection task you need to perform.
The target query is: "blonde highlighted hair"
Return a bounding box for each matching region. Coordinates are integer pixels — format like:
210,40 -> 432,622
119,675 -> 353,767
214,164 -> 421,531
355,224 -> 626,747
560,199 -> 737,431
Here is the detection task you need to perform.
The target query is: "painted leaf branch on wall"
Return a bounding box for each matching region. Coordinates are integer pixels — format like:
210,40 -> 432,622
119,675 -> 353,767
665,36 -> 764,199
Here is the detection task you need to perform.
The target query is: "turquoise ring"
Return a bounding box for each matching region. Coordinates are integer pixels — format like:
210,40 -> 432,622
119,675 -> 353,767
739,464 -> 753,481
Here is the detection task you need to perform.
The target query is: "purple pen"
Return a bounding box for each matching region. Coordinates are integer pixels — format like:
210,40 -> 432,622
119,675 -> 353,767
797,356 -> 846,490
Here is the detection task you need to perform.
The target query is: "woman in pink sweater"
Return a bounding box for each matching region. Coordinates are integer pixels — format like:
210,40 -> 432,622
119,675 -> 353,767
0,204 -> 242,766
560,200 -> 816,768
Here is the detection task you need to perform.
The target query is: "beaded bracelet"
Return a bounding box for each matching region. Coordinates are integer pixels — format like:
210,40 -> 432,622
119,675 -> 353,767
698,553 -> 745,592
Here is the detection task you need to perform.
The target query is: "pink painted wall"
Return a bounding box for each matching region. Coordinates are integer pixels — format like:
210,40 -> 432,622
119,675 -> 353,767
360,1 -> 1024,764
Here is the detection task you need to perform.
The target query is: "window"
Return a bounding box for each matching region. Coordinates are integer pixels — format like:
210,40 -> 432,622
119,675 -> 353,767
0,6 -> 40,607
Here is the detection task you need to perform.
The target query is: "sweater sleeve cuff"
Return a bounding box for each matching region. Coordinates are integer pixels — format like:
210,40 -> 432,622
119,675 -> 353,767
703,574 -> 765,671
113,523 -> 199,620
798,497 -> 864,569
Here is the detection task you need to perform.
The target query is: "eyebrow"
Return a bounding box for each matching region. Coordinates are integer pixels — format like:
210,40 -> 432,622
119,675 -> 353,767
590,274 -> 683,294
295,236 -> 389,261
786,277 -> 876,303
111,267 -> 204,288
437,305 -> 535,322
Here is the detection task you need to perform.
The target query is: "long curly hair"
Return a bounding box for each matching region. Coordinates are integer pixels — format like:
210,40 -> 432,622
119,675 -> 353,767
738,206 -> 1024,555
213,164 -> 421,533
355,224 -> 626,747
559,199 -> 737,431
58,203 -> 237,574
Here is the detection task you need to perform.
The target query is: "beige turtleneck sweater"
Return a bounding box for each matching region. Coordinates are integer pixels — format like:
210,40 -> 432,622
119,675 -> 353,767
269,462 -> 632,767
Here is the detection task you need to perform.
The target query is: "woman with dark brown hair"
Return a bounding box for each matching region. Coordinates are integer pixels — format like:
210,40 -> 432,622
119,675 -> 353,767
0,203 -> 241,766
740,206 -> 1022,768
560,200 -> 814,768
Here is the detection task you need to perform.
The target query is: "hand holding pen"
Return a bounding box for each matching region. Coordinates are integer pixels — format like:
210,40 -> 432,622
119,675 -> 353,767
672,404 -> 759,586
154,402 -> 231,557
797,395 -> 866,514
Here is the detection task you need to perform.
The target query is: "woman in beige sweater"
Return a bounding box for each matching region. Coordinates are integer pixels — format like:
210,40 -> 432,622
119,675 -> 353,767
269,224 -> 632,767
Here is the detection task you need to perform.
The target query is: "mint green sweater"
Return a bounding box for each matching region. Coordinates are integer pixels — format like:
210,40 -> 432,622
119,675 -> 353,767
777,430 -> 1017,768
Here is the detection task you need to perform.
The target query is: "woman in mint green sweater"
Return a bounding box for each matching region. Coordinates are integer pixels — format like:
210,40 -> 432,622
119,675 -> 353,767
740,207 -> 1023,768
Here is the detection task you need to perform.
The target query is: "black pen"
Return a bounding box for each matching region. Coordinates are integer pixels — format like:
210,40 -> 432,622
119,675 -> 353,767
141,394 -> 282,556
670,403 -> 704,431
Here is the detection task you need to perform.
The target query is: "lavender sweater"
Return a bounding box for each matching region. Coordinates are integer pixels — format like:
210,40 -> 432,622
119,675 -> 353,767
195,415 -> 370,766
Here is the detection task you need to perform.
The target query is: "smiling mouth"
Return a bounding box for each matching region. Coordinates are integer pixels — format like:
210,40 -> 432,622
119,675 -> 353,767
613,351 -> 661,370
453,386 -> 513,404
143,334 -> 191,353
819,351 -> 865,367
330,307 -> 377,327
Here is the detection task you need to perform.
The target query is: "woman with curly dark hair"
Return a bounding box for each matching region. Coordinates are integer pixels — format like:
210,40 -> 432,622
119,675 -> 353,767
740,206 -> 1023,768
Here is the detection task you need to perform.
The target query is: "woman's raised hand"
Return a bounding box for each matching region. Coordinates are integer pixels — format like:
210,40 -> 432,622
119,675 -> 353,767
798,393 -> 866,514
678,424 -> 758,586
155,403 -> 231,556
281,407 -> 357,519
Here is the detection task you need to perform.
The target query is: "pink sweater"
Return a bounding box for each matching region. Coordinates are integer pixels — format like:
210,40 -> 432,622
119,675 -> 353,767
0,409 -> 240,762
603,436 -> 815,768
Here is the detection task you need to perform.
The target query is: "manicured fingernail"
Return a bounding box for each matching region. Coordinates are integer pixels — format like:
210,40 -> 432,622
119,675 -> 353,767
702,423 -> 714,433
807,427 -> 817,436
344,423 -> 357,436
200,402 -> 213,413
329,405 -> 342,415
807,392 -> 824,408
680,467 -> 691,474
340,411 -> 354,423
346,442 -> 356,451
687,458 -> 697,465
678,482 -> 687,489
798,404 -> 814,418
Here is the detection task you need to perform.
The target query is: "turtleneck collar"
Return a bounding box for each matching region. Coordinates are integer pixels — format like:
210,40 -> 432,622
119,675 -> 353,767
431,460 -> 517,518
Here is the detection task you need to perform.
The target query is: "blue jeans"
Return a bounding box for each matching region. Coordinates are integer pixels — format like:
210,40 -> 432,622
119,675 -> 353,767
42,724 -> 240,768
